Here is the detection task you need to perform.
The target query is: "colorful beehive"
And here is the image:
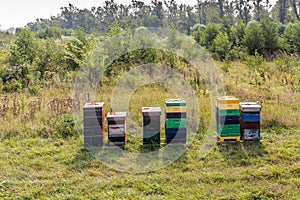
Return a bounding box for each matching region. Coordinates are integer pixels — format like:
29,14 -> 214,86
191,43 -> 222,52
239,102 -> 261,141
165,99 -> 187,144
83,102 -> 105,147
107,112 -> 127,146
142,107 -> 161,145
216,96 -> 240,141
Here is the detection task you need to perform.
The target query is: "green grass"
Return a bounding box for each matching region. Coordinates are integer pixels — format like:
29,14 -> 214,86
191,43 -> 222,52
0,61 -> 300,199
0,129 -> 299,199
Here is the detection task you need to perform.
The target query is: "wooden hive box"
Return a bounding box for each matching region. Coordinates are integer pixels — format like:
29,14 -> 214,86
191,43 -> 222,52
107,112 -> 127,145
239,102 -> 261,141
142,107 -> 161,145
83,102 -> 105,147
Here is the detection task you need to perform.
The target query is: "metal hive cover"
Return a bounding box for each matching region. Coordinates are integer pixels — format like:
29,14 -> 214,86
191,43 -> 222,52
142,107 -> 162,114
84,102 -> 104,108
239,102 -> 261,112
164,99 -> 186,106
107,112 -> 127,118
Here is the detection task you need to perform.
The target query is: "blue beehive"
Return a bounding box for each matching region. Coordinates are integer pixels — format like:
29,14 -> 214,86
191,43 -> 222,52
239,102 -> 261,141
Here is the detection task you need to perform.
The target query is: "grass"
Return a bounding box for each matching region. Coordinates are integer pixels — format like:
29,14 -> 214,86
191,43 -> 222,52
1,129 -> 299,199
0,61 -> 300,199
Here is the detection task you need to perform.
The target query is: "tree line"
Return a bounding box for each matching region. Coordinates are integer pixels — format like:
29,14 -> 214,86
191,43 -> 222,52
27,0 -> 300,33
1,0 -> 300,94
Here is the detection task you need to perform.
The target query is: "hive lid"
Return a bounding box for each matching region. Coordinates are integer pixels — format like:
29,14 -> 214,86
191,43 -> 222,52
84,102 -> 104,108
217,96 -> 239,104
165,99 -> 186,106
239,102 -> 261,111
142,107 -> 161,114
107,111 -> 127,118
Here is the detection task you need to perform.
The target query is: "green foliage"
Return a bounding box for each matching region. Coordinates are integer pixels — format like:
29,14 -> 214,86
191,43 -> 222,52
2,64 -> 31,92
243,51 -> 265,71
54,114 -> 78,139
35,38 -> 65,76
243,22 -> 265,55
63,29 -> 94,70
229,21 -> 246,46
283,21 -> 300,53
192,26 -> 205,44
212,32 -> 233,60
7,29 -> 37,66
275,53 -> 299,73
37,26 -> 62,39
108,21 -> 124,37
260,17 -> 279,53
203,23 -> 220,48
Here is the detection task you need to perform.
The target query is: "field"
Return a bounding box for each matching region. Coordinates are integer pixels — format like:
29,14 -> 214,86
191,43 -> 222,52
1,59 -> 299,199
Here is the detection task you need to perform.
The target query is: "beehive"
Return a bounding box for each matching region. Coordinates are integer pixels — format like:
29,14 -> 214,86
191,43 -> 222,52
83,102 -> 105,147
239,102 -> 261,141
142,107 -> 161,145
216,96 -> 240,139
107,112 -> 127,146
165,99 -> 187,144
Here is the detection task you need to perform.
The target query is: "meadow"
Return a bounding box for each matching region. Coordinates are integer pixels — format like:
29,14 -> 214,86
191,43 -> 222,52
1,57 -> 299,199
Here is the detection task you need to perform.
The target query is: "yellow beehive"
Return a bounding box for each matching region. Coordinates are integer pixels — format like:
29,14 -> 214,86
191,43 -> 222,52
165,106 -> 187,113
217,96 -> 239,110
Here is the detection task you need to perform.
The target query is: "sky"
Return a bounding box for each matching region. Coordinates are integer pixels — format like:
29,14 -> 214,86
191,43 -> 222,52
0,0 -> 277,30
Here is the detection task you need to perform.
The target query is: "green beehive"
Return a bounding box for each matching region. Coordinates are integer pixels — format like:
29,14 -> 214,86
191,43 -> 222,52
218,109 -> 240,116
216,96 -> 240,138
165,118 -> 186,129
218,124 -> 241,137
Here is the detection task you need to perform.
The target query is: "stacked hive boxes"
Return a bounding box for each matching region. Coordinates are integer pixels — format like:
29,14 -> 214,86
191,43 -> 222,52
165,99 -> 187,144
239,102 -> 261,141
107,112 -> 127,146
142,107 -> 161,145
216,96 -> 240,141
83,102 -> 105,147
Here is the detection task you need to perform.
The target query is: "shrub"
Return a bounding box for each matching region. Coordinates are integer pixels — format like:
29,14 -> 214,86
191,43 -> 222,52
54,114 -> 78,139
7,29 -> 38,66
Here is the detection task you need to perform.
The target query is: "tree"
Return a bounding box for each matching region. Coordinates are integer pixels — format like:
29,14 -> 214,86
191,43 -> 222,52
8,28 -> 37,66
196,0 -> 208,25
63,29 -> 94,70
223,0 -> 236,24
151,0 -> 165,27
229,20 -> 246,46
279,0 -> 288,24
290,0 -> 300,20
283,21 -> 300,52
252,0 -> 271,21
217,0 -> 224,19
235,0 -> 252,24
260,17 -> 279,53
60,4 -> 78,29
164,0 -> 178,26
243,21 -> 265,54
212,32 -> 233,60
192,24 -> 206,44
203,23 -> 220,48
37,26 -> 62,39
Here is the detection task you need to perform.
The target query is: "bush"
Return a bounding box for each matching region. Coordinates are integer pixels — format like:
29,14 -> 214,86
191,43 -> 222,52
283,21 -> 300,53
7,29 -> 38,66
54,114 -> 78,139
212,32 -> 233,60
243,22 -> 265,55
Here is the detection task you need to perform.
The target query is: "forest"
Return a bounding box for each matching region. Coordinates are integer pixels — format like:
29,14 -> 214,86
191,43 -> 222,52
0,0 -> 299,199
